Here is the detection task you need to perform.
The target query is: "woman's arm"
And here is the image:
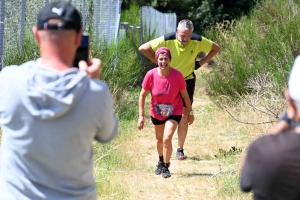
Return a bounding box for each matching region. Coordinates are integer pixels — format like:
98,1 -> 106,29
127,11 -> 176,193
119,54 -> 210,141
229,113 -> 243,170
138,88 -> 149,130
180,89 -> 194,125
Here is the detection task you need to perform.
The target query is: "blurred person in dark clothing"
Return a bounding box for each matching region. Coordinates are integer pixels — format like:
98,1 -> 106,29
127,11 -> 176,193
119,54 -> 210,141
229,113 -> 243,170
240,56 -> 300,200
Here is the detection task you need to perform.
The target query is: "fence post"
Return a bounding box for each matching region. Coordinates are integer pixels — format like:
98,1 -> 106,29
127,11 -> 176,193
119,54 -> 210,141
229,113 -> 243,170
114,0 -> 121,43
119,22 -> 129,37
139,7 -> 143,47
129,25 -> 135,38
81,0 -> 86,30
20,0 -> 26,54
135,26 -> 140,39
93,0 -> 100,49
0,0 -> 5,70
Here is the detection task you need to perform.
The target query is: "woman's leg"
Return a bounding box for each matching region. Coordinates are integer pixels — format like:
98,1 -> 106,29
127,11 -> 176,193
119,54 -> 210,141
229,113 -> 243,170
160,119 -> 178,178
154,124 -> 165,158
154,124 -> 165,175
163,119 -> 179,164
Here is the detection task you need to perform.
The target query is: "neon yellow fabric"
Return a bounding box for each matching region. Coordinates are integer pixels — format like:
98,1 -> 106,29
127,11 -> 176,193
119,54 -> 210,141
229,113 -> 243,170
150,35 -> 213,79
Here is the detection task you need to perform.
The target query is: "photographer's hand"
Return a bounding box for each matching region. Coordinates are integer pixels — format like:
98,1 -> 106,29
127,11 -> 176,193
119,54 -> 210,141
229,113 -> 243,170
79,58 -> 101,79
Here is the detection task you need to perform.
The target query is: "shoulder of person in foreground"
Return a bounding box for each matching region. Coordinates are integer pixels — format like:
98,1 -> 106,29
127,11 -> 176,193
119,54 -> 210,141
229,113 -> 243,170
80,58 -> 118,143
240,134 -> 274,192
89,79 -> 119,143
0,61 -> 35,85
0,61 -> 32,73
240,131 -> 296,192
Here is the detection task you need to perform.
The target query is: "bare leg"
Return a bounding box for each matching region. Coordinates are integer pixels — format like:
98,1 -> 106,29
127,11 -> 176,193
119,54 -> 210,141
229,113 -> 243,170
177,107 -> 189,149
163,120 -> 178,164
154,124 -> 165,156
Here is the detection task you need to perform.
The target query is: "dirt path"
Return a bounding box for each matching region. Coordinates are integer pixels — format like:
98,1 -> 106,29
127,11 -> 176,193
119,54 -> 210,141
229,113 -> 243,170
115,69 -> 248,200
120,112 -> 221,199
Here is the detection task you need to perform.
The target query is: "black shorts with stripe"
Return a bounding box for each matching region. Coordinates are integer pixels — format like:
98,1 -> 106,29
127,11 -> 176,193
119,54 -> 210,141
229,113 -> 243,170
181,74 -> 196,107
151,115 -> 182,125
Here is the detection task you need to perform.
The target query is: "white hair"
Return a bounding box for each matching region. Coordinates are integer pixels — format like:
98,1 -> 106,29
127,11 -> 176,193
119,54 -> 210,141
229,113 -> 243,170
177,19 -> 194,31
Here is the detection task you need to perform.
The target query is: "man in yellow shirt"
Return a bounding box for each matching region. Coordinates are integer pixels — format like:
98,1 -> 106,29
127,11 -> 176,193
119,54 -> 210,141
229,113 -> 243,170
139,19 -> 220,160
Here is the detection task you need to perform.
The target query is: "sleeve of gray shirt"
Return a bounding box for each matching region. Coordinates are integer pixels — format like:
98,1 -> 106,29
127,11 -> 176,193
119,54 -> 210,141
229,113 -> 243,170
94,80 -> 119,143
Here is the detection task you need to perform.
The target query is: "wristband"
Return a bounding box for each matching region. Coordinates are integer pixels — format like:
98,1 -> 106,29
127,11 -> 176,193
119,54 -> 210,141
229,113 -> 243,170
195,61 -> 201,70
279,111 -> 293,125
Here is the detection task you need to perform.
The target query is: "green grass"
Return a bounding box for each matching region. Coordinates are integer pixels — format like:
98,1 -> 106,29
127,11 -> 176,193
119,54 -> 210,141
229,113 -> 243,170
4,30 -> 39,66
120,3 -> 140,26
1,0 -> 295,199
93,120 -> 138,199
203,0 -> 297,98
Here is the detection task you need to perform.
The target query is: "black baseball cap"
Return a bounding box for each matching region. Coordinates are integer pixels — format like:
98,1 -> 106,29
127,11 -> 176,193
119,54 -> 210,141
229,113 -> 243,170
37,1 -> 81,31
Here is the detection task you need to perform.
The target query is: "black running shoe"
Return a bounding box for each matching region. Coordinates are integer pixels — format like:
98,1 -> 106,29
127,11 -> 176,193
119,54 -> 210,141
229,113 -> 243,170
176,148 -> 186,160
161,167 -> 171,178
155,161 -> 163,175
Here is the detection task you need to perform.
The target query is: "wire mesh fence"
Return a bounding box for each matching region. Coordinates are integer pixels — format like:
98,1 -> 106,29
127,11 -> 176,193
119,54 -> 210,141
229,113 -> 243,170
0,0 -> 121,70
140,6 -> 177,45
0,2 -> 176,70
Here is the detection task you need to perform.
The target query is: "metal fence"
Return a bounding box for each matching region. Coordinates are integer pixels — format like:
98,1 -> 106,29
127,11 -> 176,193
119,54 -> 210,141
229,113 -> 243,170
0,0 -> 121,70
0,2 -> 176,70
140,6 -> 177,45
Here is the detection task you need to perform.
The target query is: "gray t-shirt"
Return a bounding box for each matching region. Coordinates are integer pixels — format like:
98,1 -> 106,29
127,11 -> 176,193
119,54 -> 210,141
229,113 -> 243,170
0,61 -> 119,199
240,131 -> 300,200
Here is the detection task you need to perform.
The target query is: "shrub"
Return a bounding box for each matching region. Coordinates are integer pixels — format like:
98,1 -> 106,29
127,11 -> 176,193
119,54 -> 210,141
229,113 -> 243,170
203,0 -> 298,98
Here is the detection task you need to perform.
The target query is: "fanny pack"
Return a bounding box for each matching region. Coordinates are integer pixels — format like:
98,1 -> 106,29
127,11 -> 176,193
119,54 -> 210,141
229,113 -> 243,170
154,103 -> 174,118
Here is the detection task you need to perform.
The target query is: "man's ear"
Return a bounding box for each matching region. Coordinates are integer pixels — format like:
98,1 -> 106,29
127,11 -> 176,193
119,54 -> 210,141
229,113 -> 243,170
287,88 -> 300,121
32,26 -> 41,45
285,89 -> 292,100
285,89 -> 295,109
76,29 -> 83,47
290,99 -> 300,123
290,99 -> 297,112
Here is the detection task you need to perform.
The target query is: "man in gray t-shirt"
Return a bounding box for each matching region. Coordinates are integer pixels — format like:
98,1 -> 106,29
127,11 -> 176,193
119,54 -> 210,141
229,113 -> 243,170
240,56 -> 300,200
0,2 -> 118,199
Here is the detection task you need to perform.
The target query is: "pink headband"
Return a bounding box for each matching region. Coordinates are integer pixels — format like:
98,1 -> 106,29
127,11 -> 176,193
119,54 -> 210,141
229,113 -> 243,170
155,47 -> 172,61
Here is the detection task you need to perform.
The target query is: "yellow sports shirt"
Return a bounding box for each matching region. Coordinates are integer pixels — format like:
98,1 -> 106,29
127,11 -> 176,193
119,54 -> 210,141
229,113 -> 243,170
150,32 -> 213,80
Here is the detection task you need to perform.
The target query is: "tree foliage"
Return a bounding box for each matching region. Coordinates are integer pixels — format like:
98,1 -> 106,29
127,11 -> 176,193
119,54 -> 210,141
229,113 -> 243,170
121,0 -> 256,33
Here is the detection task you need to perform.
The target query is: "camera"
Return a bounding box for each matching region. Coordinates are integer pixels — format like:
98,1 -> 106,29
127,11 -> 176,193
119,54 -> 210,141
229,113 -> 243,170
73,33 -> 90,68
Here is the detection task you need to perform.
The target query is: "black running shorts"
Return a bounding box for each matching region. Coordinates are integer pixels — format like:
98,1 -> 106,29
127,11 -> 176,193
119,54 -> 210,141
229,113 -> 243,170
151,115 -> 182,125
181,74 -> 196,107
